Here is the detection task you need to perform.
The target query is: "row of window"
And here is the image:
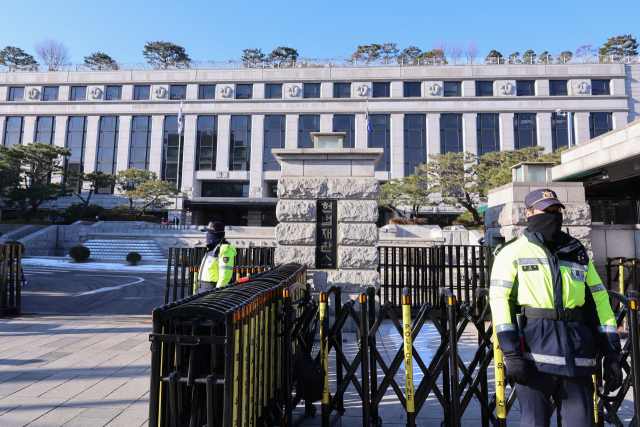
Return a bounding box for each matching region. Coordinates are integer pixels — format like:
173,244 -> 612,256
4,79 -> 612,102
3,112 -> 614,190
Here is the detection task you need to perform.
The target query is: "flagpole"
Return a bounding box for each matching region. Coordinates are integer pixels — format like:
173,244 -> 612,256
175,100 -> 183,226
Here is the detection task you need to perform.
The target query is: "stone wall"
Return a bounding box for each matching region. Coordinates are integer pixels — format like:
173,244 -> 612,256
20,226 -> 59,257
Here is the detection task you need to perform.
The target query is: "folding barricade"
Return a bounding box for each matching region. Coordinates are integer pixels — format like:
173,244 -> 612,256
149,263 -> 317,427
0,243 -> 22,317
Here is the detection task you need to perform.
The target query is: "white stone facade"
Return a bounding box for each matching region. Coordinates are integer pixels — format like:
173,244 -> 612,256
0,63 -> 638,225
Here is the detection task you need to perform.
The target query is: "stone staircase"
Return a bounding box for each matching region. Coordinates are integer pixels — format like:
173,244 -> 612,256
82,239 -> 166,259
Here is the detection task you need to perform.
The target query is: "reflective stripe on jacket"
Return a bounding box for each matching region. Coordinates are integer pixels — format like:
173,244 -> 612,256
198,243 -> 237,289
489,229 -> 620,377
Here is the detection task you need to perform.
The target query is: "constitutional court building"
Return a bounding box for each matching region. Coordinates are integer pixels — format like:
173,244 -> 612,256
1,62 -> 639,226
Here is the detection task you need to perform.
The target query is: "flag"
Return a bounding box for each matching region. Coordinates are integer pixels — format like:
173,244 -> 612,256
177,100 -> 183,133
366,100 -> 372,132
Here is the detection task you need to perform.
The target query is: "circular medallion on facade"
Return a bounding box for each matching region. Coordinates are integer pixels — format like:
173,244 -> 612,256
154,87 -> 167,99
27,88 -> 40,100
356,84 -> 369,97
574,81 -> 589,94
499,82 -> 514,95
89,87 -> 102,99
427,83 -> 441,96
220,86 -> 232,98
287,85 -> 300,97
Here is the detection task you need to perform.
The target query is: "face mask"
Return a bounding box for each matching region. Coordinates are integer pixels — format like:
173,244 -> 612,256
527,212 -> 563,243
206,231 -> 225,248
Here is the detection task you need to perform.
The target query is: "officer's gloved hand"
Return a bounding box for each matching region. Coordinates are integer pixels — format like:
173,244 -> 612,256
504,355 -> 531,386
603,355 -> 623,392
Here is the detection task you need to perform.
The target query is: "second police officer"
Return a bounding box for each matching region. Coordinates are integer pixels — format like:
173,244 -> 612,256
490,189 -> 622,427
198,222 -> 236,291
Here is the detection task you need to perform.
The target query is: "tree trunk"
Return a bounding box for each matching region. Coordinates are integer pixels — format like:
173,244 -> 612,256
78,190 -> 93,218
470,208 -> 481,223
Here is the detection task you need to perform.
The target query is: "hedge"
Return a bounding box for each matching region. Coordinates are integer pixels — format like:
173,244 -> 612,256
106,213 -> 159,223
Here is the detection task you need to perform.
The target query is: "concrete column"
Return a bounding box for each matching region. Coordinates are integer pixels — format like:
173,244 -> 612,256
253,83 -> 265,99
536,79 -> 549,96
250,114 -> 265,195
216,115 -> 230,171
52,116 -> 68,183
0,117 -> 4,144
613,111 -> 628,129
355,114 -> 367,148
149,115 -> 164,176
23,116 -> 36,144
574,112 -> 591,144
390,81 -> 403,98
122,84 -> 134,100
285,114 -> 299,148
181,115 -> 197,191
537,112 -> 553,153
390,114 -> 404,178
83,116 -> 100,173
426,113 -> 440,156
186,84 -> 198,100
462,113 -> 478,156
499,113 -> 515,150
58,86 -> 70,101
321,82 -> 333,98
320,114 -> 333,132
462,80 -> 475,97
116,115 -> 132,172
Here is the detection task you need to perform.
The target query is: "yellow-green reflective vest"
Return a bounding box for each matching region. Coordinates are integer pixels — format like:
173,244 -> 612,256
198,243 -> 236,289
489,229 -> 620,377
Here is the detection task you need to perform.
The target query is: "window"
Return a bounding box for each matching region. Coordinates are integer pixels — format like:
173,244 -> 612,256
443,81 -> 461,97
134,85 -> 150,100
8,87 -> 24,101
265,84 -> 282,99
96,117 -> 119,193
551,113 -> 574,152
65,117 -> 88,192
298,115 -> 320,148
476,81 -> 494,96
368,115 -> 390,171
196,116 -> 218,171
372,82 -> 390,98
404,114 -> 426,176
236,84 -> 253,99
550,80 -> 568,96
334,83 -> 351,98
589,113 -> 613,139
333,115 -> 355,148
592,80 -> 611,95
42,87 -> 58,101
129,116 -> 152,170
477,114 -> 500,155
229,116 -> 251,170
70,86 -> 86,101
170,85 -> 186,100
105,86 -> 122,100
440,114 -> 463,153
201,181 -> 249,197
404,82 -> 421,97
264,115 -> 285,171
199,85 -> 216,99
304,83 -> 320,99
514,113 -> 537,149
163,116 -> 184,188
35,117 -> 55,145
3,117 -> 24,147
267,182 -> 278,198
516,81 -> 535,96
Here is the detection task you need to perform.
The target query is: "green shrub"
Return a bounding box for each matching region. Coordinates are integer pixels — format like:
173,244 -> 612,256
65,203 -> 105,218
106,213 -> 159,223
69,246 -> 91,262
4,241 -> 26,255
126,252 -> 142,266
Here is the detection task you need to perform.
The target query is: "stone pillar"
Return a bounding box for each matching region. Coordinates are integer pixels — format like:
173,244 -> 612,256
390,114 -> 404,178
116,116 -> 132,172
149,115 -> 164,176
355,114 -> 367,148
83,116 -> 100,173
272,144 -> 382,299
613,111 -> 628,129
23,116 -> 36,144
426,113 -> 440,156
574,112 -> 591,145
462,113 -> 477,156
536,112 -> 552,153
216,115 -> 231,171
52,116 -> 68,184
182,115 -> 197,191
320,114 -> 333,132
485,163 -> 592,257
250,115 -> 265,195
500,113 -> 515,150
285,114 -> 299,149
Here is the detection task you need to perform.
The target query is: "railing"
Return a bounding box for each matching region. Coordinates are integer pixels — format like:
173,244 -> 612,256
378,244 -> 494,311
0,243 -> 22,317
3,54 -> 639,73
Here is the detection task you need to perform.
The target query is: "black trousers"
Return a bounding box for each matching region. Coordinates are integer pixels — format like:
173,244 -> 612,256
517,372 -> 595,427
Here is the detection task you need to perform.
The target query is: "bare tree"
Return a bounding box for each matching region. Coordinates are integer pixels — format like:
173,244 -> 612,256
575,43 -> 595,57
34,38 -> 70,71
432,39 -> 448,57
448,42 -> 464,63
464,38 -> 479,62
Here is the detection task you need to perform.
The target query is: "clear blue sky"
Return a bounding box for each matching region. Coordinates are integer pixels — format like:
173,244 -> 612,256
1,0 -> 638,63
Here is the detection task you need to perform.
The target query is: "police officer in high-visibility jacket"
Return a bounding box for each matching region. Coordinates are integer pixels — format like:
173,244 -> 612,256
198,221 -> 236,291
490,189 -> 622,427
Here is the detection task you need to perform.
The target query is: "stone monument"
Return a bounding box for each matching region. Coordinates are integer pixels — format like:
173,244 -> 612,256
485,162 -> 592,256
272,133 -> 382,295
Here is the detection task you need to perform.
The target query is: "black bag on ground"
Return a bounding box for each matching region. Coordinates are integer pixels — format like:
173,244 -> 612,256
293,351 -> 325,402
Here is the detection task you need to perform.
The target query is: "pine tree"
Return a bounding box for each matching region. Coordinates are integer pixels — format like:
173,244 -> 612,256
268,47 -> 298,67
84,52 -> 118,70
522,50 -> 536,64
241,48 -> 265,67
599,34 -> 638,58
558,51 -> 573,64
508,52 -> 521,64
143,41 -> 190,69
485,50 -> 503,64
0,46 -> 37,70
350,44 -> 382,65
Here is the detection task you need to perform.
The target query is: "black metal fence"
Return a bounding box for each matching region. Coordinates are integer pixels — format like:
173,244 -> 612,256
378,245 -> 494,310
0,243 -> 22,317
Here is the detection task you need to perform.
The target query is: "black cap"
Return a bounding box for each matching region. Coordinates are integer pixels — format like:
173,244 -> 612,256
201,221 -> 225,232
525,189 -> 566,211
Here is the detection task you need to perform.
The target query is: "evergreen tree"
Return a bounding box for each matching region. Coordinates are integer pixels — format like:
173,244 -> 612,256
350,44 -> 382,65
268,47 -> 298,67
538,51 -> 552,63
380,43 -> 399,61
508,52 -> 521,64
84,52 -> 118,70
558,51 -> 573,64
0,46 -> 37,70
398,46 -> 423,65
599,34 -> 638,57
143,41 -> 190,69
485,50 -> 503,64
241,48 -> 265,67
522,50 -> 536,64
